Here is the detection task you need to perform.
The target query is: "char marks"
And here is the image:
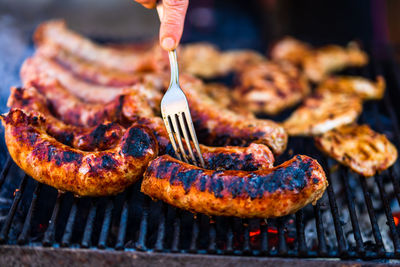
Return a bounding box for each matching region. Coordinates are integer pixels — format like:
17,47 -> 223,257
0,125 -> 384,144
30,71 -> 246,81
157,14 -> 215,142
122,127 -> 155,158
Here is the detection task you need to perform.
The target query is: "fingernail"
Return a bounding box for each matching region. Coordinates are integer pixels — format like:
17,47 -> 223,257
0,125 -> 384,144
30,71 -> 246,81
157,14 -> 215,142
161,37 -> 175,51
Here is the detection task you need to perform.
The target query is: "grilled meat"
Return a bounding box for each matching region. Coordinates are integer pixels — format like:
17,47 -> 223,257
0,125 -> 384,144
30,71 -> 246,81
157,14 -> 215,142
270,37 -> 368,82
180,43 -> 229,78
172,143 -> 275,171
283,92 -> 363,136
200,83 -> 254,117
8,87 -> 124,151
234,60 -> 310,115
36,43 -> 163,87
21,54 -> 164,110
1,109 -> 158,196
142,154 -> 327,218
22,54 -> 130,103
270,37 -> 312,65
220,50 -> 265,72
181,75 -> 288,155
180,43 -> 264,78
317,75 -> 385,100
21,64 -> 155,127
23,58 -> 287,155
303,42 -> 368,82
315,124 -> 398,176
34,20 -> 168,73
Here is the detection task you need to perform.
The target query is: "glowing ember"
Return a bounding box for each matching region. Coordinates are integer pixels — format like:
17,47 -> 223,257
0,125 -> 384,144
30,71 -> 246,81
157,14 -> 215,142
13,188 -> 20,197
250,230 -> 261,237
268,228 -> 278,234
393,212 -> 400,226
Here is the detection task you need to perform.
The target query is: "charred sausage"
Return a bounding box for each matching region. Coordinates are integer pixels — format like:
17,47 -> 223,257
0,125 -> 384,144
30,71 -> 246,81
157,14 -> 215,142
142,154 -> 327,218
1,109 -> 158,196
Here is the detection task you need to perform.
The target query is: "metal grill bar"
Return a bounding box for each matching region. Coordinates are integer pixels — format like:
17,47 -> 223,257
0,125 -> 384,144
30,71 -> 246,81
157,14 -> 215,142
323,160 -> 348,256
0,174 -> 28,243
375,175 -> 400,254
242,219 -> 250,254
42,192 -> 64,246
390,168 -> 400,208
208,218 -> 217,253
277,217 -> 287,255
359,177 -> 386,255
0,156 -> 11,188
115,189 -> 133,250
340,168 -> 365,255
225,218 -> 233,254
189,215 -> 199,252
313,201 -> 328,255
296,210 -> 307,255
97,198 -> 114,249
154,203 -> 167,251
135,197 -> 150,250
17,183 -> 41,245
61,198 -> 79,247
260,220 -> 268,255
81,199 -> 97,248
171,209 -> 181,252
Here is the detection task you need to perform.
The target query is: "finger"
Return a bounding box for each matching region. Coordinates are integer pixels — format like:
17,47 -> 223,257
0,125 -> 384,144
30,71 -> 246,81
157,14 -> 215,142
135,0 -> 157,9
159,0 -> 188,51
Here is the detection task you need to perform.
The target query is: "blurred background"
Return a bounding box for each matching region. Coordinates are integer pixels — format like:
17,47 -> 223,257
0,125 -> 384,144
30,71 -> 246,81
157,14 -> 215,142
0,0 -> 399,107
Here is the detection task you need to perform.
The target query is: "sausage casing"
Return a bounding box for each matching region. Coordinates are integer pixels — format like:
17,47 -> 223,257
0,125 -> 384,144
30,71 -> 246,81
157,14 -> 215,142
142,154 -> 327,218
1,109 -> 158,196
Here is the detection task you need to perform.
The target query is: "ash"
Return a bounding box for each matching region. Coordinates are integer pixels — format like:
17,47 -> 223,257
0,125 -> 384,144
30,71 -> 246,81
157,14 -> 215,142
305,159 -> 398,252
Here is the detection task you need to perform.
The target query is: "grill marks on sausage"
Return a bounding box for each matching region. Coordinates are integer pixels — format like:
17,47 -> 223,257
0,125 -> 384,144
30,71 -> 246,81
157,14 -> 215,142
86,122 -> 122,149
122,127 -> 154,158
206,152 -> 257,171
152,155 -> 316,199
31,142 -> 83,166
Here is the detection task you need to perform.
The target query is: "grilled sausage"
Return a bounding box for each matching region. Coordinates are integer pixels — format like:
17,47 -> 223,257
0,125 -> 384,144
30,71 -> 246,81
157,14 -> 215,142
22,53 -> 287,155
34,20 -> 168,73
180,75 -> 288,155
21,55 -> 129,103
36,43 -> 167,87
165,143 -> 275,171
21,73 -> 154,127
141,154 -> 328,218
9,86 -> 273,166
1,109 -> 158,196
8,87 -> 125,151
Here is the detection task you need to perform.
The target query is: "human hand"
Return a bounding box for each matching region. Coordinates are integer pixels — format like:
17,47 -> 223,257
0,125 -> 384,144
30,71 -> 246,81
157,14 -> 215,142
134,0 -> 188,51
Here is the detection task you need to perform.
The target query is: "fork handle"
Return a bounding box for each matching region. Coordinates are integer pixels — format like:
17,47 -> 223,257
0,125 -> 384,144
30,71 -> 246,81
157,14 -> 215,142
156,2 -> 180,88
168,50 -> 179,87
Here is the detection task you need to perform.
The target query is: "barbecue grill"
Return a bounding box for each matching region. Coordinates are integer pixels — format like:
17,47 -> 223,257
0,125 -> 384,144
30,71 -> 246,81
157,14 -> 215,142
1,1 -> 400,266
0,45 -> 399,266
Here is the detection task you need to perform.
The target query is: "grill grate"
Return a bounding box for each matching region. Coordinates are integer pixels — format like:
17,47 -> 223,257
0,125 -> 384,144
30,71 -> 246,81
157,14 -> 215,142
1,48 -> 400,263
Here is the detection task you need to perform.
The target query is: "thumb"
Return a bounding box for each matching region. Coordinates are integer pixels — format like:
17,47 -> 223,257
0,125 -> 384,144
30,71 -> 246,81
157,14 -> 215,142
159,0 -> 188,51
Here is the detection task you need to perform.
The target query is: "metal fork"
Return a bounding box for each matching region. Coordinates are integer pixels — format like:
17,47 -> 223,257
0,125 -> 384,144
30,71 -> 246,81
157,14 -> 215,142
156,5 -> 205,168
160,50 -> 205,168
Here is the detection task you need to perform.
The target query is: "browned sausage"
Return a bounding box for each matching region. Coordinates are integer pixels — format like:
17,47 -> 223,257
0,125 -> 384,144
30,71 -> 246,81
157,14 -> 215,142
34,20 -> 168,74
8,87 -> 124,151
180,75 -> 288,155
1,109 -> 158,196
141,154 -> 328,218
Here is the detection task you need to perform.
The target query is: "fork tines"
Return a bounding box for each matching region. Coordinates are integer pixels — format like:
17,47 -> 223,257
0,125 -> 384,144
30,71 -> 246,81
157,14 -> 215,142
164,111 -> 205,168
